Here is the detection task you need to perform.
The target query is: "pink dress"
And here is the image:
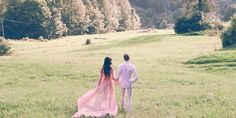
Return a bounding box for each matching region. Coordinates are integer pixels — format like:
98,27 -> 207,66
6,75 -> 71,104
72,69 -> 118,118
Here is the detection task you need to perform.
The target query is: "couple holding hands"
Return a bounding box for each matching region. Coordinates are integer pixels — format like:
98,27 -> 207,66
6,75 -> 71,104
73,54 -> 139,118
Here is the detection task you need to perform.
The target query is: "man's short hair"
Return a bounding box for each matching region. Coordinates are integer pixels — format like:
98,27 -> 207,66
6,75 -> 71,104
123,54 -> 130,61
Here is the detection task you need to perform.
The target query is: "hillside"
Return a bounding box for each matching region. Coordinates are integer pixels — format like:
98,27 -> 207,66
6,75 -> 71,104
130,0 -> 236,28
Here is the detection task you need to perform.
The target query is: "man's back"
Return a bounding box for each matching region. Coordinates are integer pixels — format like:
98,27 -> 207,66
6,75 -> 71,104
117,62 -> 138,88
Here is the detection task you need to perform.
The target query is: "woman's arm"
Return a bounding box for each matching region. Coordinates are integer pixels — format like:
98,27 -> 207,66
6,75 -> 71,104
115,65 -> 121,80
111,68 -> 119,85
111,68 -> 116,80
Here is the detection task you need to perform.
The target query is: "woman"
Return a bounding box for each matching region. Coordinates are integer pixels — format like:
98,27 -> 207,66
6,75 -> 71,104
72,57 -> 118,118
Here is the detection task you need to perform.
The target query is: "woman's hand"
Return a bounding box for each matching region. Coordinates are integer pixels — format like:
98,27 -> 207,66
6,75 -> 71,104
132,79 -> 137,84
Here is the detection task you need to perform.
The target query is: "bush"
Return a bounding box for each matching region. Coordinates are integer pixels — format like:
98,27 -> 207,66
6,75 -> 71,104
38,36 -> 44,40
217,24 -> 225,30
174,12 -> 208,34
208,22 -> 225,30
22,37 -> 30,41
221,15 -> 236,48
85,39 -> 91,45
0,38 -> 10,56
159,19 -> 168,29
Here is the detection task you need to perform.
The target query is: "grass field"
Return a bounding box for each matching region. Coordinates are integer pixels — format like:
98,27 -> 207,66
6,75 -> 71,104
0,30 -> 236,118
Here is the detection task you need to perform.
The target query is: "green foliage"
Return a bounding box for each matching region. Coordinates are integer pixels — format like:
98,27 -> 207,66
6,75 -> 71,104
175,12 -> 208,34
86,6 -> 105,34
60,0 -> 88,35
0,0 -> 7,17
174,0 -> 215,34
117,1 -> 141,31
3,0 -> 68,39
222,4 -> 236,21
130,0 -> 186,28
48,7 -> 68,39
1,0 -> 140,39
221,15 -> 236,48
0,38 -> 10,56
118,17 -> 129,32
130,0 -> 218,28
4,0 -> 53,39
197,0 -> 214,12
58,0 -> 140,34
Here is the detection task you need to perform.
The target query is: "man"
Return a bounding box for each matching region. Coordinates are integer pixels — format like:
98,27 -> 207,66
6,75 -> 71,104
116,54 -> 139,112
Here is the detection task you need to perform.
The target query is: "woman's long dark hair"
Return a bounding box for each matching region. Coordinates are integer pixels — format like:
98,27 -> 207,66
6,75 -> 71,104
103,57 -> 112,78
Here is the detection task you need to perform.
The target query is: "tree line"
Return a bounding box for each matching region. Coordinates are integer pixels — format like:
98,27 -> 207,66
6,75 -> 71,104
0,0 -> 141,39
130,0 -> 236,28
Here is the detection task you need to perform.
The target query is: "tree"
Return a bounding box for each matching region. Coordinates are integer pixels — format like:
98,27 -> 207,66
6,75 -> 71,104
184,0 -> 214,15
0,0 -> 7,36
221,15 -> 236,48
0,0 -> 7,17
4,0 -> 68,39
117,0 -> 140,31
130,0 -> 224,28
174,0 -> 214,34
4,0 -> 52,39
222,4 -> 236,21
86,1 -> 105,34
175,12 -> 208,33
48,7 -> 68,39
98,0 -> 119,32
60,0 -> 88,35
1,0 -> 141,39
45,0 -> 68,39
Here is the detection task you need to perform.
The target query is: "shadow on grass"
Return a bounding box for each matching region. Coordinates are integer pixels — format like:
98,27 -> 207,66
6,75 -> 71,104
185,44 -> 236,64
185,45 -> 236,71
175,32 -> 204,36
186,51 -> 236,65
219,44 -> 236,51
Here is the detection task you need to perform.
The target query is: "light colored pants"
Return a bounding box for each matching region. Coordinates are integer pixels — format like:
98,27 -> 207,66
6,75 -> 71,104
121,87 -> 132,112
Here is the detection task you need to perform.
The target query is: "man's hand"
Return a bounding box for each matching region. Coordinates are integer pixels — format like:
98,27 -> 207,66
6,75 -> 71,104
132,79 -> 138,84
132,80 -> 136,84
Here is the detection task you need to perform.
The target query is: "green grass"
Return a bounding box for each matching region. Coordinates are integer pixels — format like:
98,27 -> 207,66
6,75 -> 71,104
0,30 -> 236,118
76,35 -> 163,52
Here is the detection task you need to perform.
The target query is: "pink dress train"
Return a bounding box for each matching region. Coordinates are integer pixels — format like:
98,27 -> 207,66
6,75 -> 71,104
72,70 -> 118,118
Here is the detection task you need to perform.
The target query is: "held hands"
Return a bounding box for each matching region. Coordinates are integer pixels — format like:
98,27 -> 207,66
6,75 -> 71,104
132,79 -> 137,84
112,77 -> 118,80
113,78 -> 120,85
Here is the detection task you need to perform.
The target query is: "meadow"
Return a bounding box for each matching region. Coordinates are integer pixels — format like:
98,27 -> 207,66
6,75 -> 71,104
0,30 -> 236,118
